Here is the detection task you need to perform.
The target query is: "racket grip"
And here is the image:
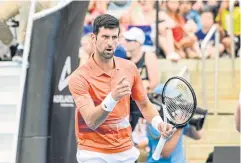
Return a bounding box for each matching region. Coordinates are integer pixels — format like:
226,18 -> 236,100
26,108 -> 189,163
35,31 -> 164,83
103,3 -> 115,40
152,137 -> 167,160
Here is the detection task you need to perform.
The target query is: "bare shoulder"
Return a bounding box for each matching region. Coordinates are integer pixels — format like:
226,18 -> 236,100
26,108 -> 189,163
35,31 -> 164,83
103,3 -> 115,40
115,56 -> 136,69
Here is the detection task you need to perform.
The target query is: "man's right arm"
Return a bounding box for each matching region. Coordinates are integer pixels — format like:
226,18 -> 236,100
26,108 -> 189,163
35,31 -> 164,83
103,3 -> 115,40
69,74 -> 131,130
69,74 -> 111,130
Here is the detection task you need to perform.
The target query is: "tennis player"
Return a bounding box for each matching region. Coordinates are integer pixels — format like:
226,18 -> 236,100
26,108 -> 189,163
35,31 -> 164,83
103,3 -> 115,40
68,14 -> 176,163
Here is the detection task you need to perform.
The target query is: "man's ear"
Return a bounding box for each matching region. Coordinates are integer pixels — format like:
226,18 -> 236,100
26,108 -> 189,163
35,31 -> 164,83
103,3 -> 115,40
90,33 -> 96,42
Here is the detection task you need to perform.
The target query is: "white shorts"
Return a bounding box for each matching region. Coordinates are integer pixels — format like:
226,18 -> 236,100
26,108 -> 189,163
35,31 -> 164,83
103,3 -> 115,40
76,146 -> 140,163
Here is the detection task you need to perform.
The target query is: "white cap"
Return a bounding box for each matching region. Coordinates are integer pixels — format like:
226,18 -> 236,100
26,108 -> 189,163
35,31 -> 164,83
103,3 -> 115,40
123,27 -> 145,45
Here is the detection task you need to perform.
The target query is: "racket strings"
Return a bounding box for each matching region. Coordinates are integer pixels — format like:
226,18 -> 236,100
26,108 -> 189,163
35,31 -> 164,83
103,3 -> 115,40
163,79 -> 195,125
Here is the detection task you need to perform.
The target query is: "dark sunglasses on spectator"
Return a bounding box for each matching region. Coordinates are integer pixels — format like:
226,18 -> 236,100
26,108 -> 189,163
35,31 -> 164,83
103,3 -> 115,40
126,39 -> 136,42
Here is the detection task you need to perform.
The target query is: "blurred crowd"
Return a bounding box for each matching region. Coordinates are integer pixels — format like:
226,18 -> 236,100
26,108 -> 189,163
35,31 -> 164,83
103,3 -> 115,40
80,0 -> 240,62
0,0 -> 240,62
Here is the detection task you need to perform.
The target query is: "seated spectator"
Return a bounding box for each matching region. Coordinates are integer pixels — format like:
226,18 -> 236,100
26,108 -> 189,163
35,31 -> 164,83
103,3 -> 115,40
114,45 -> 127,59
106,0 -> 132,20
121,27 -> 159,131
84,0 -> 108,26
120,0 -> 156,26
79,34 -> 94,66
216,1 -> 240,57
179,0 -> 201,32
147,124 -> 202,163
0,1 -> 18,46
132,118 -> 149,162
196,8 -> 225,58
204,0 -> 221,17
122,27 -> 159,93
0,1 -> 59,62
158,0 -> 201,61
146,86 -> 202,163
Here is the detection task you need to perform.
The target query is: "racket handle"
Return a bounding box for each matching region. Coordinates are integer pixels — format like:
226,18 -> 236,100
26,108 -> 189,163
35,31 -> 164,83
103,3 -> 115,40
152,137 -> 167,160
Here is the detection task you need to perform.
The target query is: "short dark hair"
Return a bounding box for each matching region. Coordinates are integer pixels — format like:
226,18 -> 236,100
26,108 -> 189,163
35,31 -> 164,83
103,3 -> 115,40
201,6 -> 214,16
200,7 -> 214,17
93,14 -> 120,35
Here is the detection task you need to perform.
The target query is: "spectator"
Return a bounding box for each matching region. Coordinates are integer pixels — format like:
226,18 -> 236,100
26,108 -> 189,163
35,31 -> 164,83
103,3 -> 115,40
122,27 -> 159,162
122,27 -> 159,131
216,1 -> 240,57
0,1 -> 18,46
120,0 -> 156,26
146,87 -> 202,163
158,0 -> 201,61
147,124 -> 202,163
114,45 -> 127,59
196,8 -> 225,58
122,27 -> 159,93
79,34 -> 94,66
0,1 -> 59,62
179,0 -> 201,31
84,0 -> 108,25
106,0 -> 132,20
203,0 -> 221,18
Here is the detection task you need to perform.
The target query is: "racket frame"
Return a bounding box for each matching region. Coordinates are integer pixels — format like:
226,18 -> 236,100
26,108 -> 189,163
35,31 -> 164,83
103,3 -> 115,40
161,76 -> 197,128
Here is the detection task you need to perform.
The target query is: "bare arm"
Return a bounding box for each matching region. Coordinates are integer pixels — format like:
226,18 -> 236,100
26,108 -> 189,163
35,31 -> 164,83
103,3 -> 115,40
79,104 -> 110,130
160,129 -> 184,158
145,53 -> 159,92
136,96 -> 160,124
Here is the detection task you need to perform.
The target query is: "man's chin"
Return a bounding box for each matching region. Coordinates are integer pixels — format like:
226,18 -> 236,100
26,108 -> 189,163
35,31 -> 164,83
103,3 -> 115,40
102,53 -> 114,59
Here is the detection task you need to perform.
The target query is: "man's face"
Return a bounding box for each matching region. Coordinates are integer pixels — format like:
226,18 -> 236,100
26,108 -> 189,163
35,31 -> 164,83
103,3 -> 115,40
92,27 -> 119,59
201,12 -> 214,29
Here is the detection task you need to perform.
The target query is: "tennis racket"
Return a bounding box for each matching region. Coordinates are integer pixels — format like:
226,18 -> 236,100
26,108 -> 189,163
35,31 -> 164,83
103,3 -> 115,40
152,76 -> 197,160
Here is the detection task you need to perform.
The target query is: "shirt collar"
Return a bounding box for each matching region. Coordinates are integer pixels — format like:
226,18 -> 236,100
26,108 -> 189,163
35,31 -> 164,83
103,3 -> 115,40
88,53 -> 120,77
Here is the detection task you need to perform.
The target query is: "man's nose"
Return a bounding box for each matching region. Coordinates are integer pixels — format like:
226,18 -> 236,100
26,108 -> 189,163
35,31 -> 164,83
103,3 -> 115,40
107,38 -> 114,46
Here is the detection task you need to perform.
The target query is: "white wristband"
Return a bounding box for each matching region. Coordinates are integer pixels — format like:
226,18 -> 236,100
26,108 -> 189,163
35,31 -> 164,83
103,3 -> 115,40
239,92 -> 241,105
151,115 -> 163,132
101,92 -> 118,112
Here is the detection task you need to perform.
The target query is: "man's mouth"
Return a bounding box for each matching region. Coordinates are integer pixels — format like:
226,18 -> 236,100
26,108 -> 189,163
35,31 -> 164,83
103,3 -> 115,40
106,48 -> 113,52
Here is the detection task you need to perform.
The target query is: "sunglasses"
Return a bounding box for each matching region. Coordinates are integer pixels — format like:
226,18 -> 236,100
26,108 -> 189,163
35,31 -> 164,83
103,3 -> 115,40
125,39 -> 136,42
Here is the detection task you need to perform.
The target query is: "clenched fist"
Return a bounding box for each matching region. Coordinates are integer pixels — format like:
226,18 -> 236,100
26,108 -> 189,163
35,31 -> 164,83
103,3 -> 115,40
111,76 -> 131,101
158,122 -> 176,138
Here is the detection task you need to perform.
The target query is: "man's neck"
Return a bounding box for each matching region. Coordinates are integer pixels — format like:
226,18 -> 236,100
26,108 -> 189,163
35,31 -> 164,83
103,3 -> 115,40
93,51 -> 115,73
130,48 -> 143,64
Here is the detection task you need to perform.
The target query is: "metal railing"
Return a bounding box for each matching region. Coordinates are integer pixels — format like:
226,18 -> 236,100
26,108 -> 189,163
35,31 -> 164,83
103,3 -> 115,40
229,0 -> 236,88
201,24 -> 219,112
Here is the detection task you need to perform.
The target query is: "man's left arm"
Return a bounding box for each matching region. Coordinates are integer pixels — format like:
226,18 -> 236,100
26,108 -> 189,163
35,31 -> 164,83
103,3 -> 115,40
130,62 -> 175,138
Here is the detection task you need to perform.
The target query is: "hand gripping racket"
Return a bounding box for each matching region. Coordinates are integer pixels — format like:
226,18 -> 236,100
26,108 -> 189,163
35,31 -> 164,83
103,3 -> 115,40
152,76 -> 197,160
